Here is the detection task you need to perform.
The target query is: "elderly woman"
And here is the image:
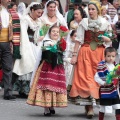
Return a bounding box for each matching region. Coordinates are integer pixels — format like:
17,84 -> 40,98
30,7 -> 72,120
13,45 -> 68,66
69,7 -> 87,30
40,0 -> 67,28
69,0 -> 112,119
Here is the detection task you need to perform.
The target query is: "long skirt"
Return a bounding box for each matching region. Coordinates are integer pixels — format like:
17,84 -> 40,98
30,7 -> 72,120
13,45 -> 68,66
27,62 -> 67,107
70,45 -> 105,99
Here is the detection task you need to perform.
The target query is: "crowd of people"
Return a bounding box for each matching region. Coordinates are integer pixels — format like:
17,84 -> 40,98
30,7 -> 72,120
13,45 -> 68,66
1,0 -> 120,119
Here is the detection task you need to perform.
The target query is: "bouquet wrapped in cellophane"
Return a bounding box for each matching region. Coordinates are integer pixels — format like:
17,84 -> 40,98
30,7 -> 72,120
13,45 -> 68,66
39,24 -> 50,36
98,31 -> 117,42
106,64 -> 120,84
42,25 -> 68,52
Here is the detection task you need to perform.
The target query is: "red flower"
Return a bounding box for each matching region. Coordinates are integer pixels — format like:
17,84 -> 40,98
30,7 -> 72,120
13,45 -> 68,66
116,66 -> 120,75
59,38 -> 66,51
60,26 -> 68,32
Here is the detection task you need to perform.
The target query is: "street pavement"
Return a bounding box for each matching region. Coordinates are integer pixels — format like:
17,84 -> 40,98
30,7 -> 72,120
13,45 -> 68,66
0,89 -> 115,120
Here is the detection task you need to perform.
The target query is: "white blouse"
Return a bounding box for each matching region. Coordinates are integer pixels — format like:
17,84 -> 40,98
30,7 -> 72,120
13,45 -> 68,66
1,6 -> 9,28
76,16 -> 112,47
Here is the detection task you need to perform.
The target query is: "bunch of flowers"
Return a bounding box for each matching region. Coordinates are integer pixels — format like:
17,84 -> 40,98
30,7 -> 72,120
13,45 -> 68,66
58,25 -> 69,52
59,26 -> 69,38
41,25 -> 68,52
39,24 -> 50,36
106,64 -> 120,84
98,31 -> 117,42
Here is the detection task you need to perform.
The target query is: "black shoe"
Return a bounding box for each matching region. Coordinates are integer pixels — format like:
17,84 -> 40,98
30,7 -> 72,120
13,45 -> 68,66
4,95 -> 16,100
19,92 -> 28,98
49,109 -> 55,114
44,112 -> 51,116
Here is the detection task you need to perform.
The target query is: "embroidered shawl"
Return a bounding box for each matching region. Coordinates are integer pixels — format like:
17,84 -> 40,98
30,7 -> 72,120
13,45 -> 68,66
8,8 -> 21,59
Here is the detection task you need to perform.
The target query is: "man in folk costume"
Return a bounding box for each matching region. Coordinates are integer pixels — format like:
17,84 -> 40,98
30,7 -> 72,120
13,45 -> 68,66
0,0 -> 21,100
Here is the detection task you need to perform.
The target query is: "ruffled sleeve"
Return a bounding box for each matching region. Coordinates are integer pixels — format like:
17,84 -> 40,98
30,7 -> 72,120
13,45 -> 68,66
75,18 -> 88,44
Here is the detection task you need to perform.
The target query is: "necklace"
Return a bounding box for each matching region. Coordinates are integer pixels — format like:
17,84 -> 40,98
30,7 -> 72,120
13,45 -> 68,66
29,14 -> 36,21
48,14 -> 55,18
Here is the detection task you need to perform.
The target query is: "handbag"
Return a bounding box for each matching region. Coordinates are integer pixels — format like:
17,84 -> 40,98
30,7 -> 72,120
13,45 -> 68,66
100,83 -> 118,99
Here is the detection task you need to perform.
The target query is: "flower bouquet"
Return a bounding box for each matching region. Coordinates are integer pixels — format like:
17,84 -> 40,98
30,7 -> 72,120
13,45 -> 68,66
106,64 -> 120,84
59,25 -> 69,39
58,25 -> 68,52
98,31 -> 112,41
42,25 -> 68,52
98,31 -> 117,42
39,24 -> 50,36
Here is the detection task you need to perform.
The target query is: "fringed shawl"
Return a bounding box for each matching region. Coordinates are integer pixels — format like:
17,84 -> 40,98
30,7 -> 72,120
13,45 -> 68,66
9,9 -> 21,59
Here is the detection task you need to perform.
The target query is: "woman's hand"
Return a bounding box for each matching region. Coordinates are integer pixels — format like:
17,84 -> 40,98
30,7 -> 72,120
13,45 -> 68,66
71,55 -> 77,65
101,36 -> 111,42
38,36 -> 44,42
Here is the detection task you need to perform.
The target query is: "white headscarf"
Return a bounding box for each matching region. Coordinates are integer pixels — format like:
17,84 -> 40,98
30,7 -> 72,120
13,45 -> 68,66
25,2 -> 41,15
41,0 -> 68,28
17,2 -> 27,16
64,30 -> 73,58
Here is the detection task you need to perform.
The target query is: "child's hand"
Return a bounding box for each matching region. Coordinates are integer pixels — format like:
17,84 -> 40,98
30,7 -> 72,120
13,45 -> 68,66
38,36 -> 44,41
50,43 -> 54,46
103,83 -> 112,86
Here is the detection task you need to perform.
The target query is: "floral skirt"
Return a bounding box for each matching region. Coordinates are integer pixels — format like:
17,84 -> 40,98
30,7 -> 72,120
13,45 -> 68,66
27,62 -> 67,107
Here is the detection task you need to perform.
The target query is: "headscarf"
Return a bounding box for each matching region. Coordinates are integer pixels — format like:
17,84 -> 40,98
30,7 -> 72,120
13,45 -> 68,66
42,0 -> 62,18
17,2 -> 27,16
88,0 -> 101,15
54,0 -> 63,15
25,2 -> 41,15
41,0 -> 68,28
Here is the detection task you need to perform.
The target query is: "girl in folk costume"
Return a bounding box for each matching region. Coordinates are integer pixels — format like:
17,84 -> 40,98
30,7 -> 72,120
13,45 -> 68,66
94,47 -> 120,120
40,0 -> 67,28
13,2 -> 43,97
70,0 -> 112,119
64,30 -> 77,87
27,25 -> 67,116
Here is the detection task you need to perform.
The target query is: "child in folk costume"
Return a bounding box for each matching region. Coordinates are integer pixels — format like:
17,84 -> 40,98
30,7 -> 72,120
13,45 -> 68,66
27,25 -> 67,116
64,30 -> 77,88
94,47 -> 120,120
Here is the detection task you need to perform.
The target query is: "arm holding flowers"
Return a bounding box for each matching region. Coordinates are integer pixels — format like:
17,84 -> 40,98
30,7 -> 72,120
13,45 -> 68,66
98,24 -> 113,47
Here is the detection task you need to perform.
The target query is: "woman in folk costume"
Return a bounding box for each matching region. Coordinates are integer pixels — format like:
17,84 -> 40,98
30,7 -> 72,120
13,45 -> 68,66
64,30 -> 77,88
13,2 -> 43,97
27,25 -> 67,116
69,0 -> 112,119
40,0 -> 67,28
